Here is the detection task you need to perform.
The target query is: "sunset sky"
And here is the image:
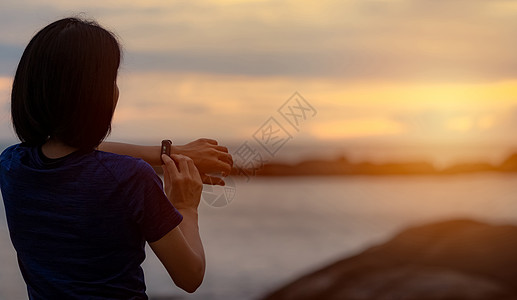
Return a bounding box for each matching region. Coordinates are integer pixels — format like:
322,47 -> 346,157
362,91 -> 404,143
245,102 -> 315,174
1,0 -> 517,162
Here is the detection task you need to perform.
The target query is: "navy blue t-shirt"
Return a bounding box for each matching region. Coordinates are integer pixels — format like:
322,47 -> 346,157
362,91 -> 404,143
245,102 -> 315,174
0,144 -> 183,299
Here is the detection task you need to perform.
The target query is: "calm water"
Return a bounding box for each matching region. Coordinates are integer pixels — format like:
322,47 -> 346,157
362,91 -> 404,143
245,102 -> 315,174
1,174 -> 517,299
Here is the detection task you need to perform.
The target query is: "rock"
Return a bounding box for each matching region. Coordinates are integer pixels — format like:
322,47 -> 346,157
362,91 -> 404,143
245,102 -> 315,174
263,219 -> 517,300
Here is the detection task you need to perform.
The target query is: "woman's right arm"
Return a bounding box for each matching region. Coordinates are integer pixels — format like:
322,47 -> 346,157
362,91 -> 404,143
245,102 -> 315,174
149,154 -> 205,293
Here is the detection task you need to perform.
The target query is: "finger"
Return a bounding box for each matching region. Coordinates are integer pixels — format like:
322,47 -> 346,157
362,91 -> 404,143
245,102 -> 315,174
201,174 -> 225,186
219,152 -> 233,167
213,159 -> 232,176
214,145 -> 229,153
228,153 -> 234,167
162,154 -> 179,177
202,138 -> 218,145
186,158 -> 203,182
173,154 -> 190,174
161,163 -> 170,183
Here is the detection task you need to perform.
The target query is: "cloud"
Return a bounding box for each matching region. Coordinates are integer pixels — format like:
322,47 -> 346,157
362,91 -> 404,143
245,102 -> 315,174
1,0 -> 516,146
0,44 -> 23,76
0,0 -> 516,81
0,77 -> 13,140
310,118 -> 406,140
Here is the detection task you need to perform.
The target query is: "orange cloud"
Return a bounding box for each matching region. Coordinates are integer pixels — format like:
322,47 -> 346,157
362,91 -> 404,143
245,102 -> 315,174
310,118 -> 406,140
0,77 -> 12,105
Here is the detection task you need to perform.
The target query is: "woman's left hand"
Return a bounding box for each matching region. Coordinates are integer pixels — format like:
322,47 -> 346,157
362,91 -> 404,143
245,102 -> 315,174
173,138 -> 233,186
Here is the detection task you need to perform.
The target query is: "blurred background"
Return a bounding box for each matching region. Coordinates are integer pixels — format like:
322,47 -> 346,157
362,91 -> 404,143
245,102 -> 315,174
1,0 -> 517,299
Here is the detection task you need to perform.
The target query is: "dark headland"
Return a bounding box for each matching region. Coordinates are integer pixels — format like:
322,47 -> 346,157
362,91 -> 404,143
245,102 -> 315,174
232,153 -> 517,176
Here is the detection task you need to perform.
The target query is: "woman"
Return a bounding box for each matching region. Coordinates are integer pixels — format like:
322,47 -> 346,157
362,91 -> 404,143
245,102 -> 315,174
0,17 -> 231,299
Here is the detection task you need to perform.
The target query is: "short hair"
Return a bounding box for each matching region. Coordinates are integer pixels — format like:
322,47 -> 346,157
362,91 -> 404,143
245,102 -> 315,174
11,17 -> 121,150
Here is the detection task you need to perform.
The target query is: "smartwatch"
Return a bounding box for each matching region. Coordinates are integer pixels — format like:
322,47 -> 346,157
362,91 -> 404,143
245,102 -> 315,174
161,140 -> 172,163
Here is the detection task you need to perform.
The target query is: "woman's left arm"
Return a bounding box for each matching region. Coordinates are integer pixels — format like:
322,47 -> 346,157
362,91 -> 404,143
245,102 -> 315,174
98,138 -> 233,185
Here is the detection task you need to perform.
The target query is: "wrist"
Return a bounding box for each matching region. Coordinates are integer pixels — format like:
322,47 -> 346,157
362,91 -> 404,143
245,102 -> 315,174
177,207 -> 199,216
148,145 -> 162,166
172,144 -> 183,156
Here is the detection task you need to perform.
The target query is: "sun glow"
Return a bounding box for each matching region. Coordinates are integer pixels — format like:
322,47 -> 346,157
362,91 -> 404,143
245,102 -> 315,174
0,77 -> 12,106
104,72 -> 517,143
310,118 -> 406,140
446,117 -> 474,133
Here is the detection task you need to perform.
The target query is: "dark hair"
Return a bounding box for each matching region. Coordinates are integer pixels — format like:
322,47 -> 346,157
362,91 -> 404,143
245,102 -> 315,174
11,17 -> 121,150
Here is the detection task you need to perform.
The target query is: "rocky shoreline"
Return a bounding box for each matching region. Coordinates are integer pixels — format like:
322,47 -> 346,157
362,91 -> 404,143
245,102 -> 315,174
262,219 -> 517,300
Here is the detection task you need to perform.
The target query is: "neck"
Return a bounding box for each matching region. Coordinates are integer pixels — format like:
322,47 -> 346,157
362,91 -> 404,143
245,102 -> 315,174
41,138 -> 79,159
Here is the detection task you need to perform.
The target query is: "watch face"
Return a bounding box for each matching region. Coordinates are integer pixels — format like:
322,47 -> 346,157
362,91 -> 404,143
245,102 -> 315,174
161,140 -> 172,161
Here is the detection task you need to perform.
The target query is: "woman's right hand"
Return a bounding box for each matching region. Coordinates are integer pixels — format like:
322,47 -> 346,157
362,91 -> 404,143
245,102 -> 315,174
153,154 -> 206,293
161,154 -> 203,210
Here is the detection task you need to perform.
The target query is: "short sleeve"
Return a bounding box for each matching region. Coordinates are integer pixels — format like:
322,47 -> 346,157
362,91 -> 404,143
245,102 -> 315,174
128,161 -> 183,243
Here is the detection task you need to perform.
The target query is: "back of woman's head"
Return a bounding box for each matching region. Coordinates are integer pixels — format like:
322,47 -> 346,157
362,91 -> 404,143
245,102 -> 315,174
11,17 -> 121,150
